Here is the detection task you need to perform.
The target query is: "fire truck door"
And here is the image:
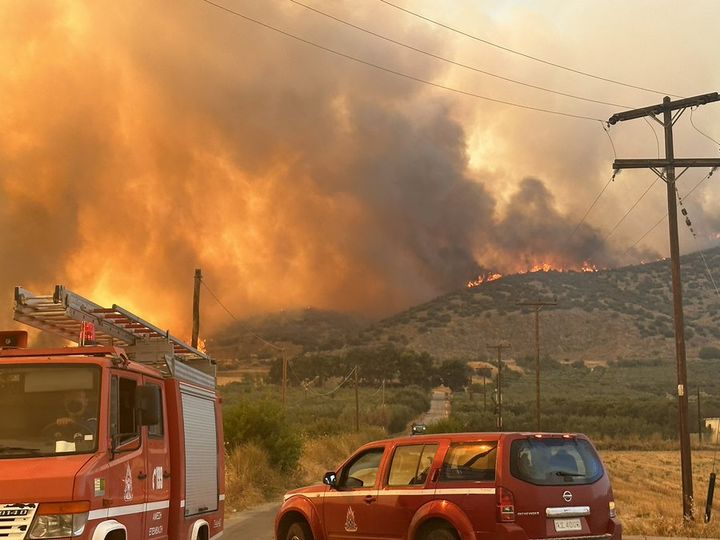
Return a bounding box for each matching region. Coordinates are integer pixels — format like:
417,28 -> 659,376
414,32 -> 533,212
143,378 -> 170,540
107,372 -> 148,539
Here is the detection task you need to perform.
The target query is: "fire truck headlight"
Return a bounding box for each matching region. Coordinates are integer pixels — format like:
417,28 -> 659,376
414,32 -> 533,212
29,513 -> 88,538
29,502 -> 90,539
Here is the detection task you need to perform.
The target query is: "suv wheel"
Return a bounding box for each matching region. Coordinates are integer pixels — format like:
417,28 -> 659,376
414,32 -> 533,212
286,521 -> 313,540
424,526 -> 459,540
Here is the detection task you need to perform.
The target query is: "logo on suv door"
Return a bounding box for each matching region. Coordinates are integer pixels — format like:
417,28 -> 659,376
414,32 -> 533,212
562,491 -> 572,503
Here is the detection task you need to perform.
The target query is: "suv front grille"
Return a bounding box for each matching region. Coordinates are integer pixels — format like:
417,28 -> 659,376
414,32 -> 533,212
0,504 -> 38,540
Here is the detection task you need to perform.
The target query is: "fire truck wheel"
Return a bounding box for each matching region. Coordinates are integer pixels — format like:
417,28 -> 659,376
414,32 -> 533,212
285,521 -> 313,540
423,525 -> 459,540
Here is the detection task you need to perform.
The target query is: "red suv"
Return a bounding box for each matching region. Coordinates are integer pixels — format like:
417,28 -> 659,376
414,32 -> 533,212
275,432 -> 621,540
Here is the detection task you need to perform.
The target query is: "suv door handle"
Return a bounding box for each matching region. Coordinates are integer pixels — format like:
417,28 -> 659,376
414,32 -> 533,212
138,472 -> 147,480
364,495 -> 377,504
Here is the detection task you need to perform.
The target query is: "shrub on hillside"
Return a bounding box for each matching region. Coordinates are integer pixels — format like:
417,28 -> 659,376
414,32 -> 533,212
699,346 -> 720,360
224,400 -> 302,472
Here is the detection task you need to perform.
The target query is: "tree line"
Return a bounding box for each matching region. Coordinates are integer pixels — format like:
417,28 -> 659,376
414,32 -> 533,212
267,345 -> 473,391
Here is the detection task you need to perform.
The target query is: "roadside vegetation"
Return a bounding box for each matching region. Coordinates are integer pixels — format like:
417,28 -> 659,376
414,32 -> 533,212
220,380 -> 430,512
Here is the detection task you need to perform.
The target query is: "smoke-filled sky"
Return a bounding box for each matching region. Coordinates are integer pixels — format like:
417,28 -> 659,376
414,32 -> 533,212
1,0 -> 719,336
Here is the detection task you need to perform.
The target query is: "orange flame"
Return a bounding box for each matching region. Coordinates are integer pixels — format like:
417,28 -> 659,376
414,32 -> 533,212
468,259 -> 599,287
467,272 -> 503,288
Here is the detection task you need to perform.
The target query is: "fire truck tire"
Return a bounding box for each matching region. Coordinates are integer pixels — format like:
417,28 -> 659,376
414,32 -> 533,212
422,525 -> 459,540
91,520 -> 127,540
285,521 -> 313,540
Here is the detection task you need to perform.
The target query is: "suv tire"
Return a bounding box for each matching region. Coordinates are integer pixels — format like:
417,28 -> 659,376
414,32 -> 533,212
286,521 -> 313,540
424,525 -> 459,540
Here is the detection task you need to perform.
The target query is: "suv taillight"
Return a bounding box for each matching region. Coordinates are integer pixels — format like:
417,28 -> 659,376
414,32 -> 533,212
496,487 -> 515,522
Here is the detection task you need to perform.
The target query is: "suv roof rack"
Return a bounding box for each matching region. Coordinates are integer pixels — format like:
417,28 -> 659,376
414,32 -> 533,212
14,285 -> 215,388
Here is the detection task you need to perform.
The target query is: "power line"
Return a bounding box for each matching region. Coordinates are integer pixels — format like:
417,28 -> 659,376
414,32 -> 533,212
604,176 -> 660,240
377,0 -> 683,98
198,0 -> 605,122
200,278 -> 283,351
644,117 -> 661,158
690,107 -> 720,148
675,187 -> 720,299
624,168 -> 717,256
288,0 -> 632,109
567,172 -> 615,243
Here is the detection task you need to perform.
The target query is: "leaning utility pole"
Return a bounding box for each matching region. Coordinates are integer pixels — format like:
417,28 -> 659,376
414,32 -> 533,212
609,91 -> 720,521
487,343 -> 511,431
517,299 -> 557,431
191,268 -> 202,348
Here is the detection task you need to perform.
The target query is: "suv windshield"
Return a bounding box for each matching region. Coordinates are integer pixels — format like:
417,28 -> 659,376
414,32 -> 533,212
0,364 -> 100,458
510,437 -> 603,486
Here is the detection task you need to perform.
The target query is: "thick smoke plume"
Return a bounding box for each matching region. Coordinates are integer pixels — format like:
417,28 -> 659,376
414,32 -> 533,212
3,1 -> 716,336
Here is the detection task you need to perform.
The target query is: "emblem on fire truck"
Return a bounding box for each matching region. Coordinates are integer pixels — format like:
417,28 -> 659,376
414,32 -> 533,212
344,506 -> 358,532
123,464 -> 134,501
152,466 -> 164,490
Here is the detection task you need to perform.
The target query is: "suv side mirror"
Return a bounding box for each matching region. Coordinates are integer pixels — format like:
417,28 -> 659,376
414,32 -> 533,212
135,385 -> 161,426
323,471 -> 337,488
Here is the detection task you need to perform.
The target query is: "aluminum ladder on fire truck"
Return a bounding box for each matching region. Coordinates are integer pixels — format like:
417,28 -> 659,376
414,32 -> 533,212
13,285 -> 215,389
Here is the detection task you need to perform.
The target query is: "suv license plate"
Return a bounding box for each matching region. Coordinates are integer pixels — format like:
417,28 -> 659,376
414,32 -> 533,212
554,518 -> 582,532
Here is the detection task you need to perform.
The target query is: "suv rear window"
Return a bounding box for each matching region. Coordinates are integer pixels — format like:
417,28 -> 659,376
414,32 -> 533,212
439,442 -> 497,482
510,438 -> 603,486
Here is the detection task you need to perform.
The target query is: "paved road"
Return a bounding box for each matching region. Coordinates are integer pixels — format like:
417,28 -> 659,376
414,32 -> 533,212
224,501 -> 279,540
416,389 -> 451,426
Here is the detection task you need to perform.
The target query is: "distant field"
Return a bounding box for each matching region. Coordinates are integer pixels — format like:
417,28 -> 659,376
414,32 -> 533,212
601,450 -> 720,537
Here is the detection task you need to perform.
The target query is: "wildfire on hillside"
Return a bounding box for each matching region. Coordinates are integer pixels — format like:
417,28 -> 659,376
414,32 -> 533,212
466,273 -> 503,287
467,260 -> 598,288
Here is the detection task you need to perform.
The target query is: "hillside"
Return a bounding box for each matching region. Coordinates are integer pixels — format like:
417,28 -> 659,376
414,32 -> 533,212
207,308 -> 368,367
208,247 -> 720,365
363,247 -> 720,363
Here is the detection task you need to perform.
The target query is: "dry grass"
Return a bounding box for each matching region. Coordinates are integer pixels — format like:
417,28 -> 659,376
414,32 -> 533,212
224,428 -> 385,513
224,442 -> 288,513
601,450 -> 720,537
296,428 -> 386,486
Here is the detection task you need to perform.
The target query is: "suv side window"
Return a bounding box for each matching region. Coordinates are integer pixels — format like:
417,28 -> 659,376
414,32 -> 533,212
439,442 -> 497,482
339,447 -> 385,490
388,444 -> 438,486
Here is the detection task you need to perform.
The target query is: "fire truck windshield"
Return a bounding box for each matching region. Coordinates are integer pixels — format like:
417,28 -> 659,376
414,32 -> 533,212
0,364 -> 101,458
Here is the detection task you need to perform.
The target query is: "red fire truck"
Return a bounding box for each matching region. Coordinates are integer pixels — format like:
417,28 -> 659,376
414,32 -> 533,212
0,286 -> 225,540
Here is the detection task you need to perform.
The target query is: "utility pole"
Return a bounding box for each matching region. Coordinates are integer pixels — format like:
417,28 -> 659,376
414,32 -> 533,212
483,375 -> 487,413
191,268 -> 202,349
608,92 -> 720,521
517,299 -> 557,431
487,343 -> 511,431
698,386 -> 702,444
354,365 -> 360,432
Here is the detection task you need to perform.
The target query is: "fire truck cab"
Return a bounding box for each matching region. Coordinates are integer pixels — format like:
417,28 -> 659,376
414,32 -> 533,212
0,286 -> 225,540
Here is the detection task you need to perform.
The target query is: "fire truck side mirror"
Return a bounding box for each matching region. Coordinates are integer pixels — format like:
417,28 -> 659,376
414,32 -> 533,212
136,385 -> 161,426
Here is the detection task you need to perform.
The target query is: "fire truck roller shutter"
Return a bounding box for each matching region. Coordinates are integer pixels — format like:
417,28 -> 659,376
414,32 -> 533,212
180,384 -> 219,516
